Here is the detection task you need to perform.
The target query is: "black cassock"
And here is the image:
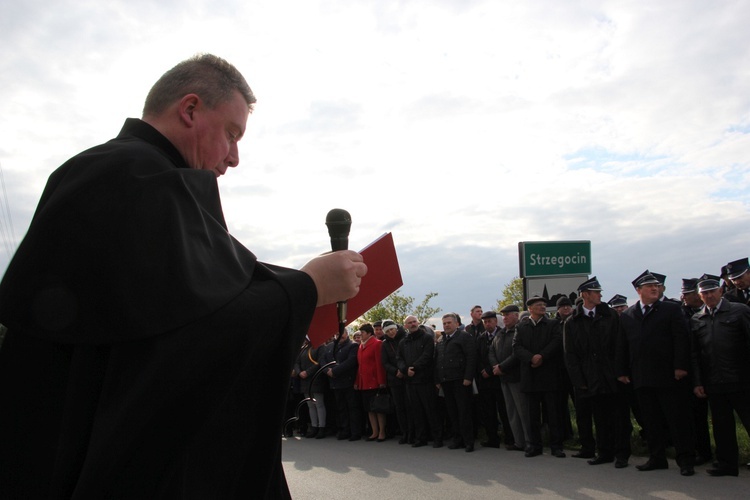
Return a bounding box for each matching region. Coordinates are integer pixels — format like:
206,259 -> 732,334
0,119 -> 316,499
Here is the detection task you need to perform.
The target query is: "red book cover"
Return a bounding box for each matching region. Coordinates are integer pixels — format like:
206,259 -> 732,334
307,232 -> 402,346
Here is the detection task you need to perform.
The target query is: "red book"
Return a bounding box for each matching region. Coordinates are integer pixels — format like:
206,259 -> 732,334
307,232 -> 402,346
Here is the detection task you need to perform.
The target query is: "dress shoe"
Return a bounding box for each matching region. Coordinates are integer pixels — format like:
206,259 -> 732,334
336,433 -> 350,441
366,436 -> 378,442
505,444 -> 524,451
465,444 -> 475,453
348,435 -> 361,441
448,442 -> 465,450
432,440 -> 443,449
680,465 -> 695,476
614,459 -> 629,469
587,456 -> 614,465
377,437 -> 388,442
411,440 -> 428,448
525,448 -> 542,458
551,449 -> 566,458
706,467 -> 739,477
636,460 -> 668,471
572,451 -> 595,459
481,440 -> 500,448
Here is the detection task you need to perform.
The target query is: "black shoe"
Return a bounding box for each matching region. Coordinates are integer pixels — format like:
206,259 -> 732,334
432,440 -> 443,448
707,467 -> 739,477
448,442 -> 465,450
680,466 -> 695,476
588,456 -> 614,465
636,460 -> 668,471
377,437 -> 387,442
552,449 -> 566,458
505,444 -> 524,451
305,428 -> 318,438
615,459 -> 629,469
572,451 -> 595,459
481,440 -> 500,448
366,436 -> 378,442
337,433 -> 350,441
411,440 -> 428,448
525,448 -> 542,457
465,444 -> 475,453
349,435 -> 361,441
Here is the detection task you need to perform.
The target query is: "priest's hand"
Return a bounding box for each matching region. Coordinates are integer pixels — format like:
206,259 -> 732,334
301,250 -> 367,307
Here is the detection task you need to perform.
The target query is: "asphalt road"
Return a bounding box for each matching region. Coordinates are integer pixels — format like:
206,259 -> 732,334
282,436 -> 748,499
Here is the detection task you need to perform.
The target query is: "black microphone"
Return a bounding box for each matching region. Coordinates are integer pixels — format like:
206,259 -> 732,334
326,208 -> 351,252
325,208 -> 352,329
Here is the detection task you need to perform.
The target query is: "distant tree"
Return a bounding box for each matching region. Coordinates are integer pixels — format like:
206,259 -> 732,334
495,277 -> 524,311
357,290 -> 441,327
413,292 -> 441,325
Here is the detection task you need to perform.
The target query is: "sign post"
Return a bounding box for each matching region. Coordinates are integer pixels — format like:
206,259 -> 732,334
518,241 -> 592,310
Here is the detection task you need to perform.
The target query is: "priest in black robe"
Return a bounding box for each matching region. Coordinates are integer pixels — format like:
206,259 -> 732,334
0,54 -> 366,499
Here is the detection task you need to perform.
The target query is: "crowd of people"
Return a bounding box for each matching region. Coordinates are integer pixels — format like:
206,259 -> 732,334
286,257 -> 750,479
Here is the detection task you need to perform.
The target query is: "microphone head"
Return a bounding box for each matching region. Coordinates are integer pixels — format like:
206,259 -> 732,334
325,208 -> 352,239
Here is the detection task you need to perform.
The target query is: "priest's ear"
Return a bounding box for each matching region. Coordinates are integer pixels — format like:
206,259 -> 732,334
177,94 -> 201,128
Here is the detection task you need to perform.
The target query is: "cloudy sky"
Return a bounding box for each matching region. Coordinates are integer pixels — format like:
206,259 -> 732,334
1,0 -> 749,321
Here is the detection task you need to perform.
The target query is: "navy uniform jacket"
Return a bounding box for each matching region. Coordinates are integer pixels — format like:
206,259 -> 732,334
617,299 -> 690,389
435,330 -> 477,383
564,304 -> 622,397
513,315 -> 563,392
382,330 -> 406,387
397,327 -> 435,385
691,299 -> 750,393
320,338 -> 359,390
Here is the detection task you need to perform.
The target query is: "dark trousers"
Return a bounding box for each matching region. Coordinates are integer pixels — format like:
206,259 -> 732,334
333,386 -> 362,438
526,390 -> 564,451
590,392 -> 631,460
692,394 -> 712,460
388,384 -> 409,439
573,389 -> 595,453
442,379 -> 474,446
476,377 -> 513,445
636,383 -> 695,466
560,370 -> 575,440
405,382 -> 442,443
708,389 -> 750,472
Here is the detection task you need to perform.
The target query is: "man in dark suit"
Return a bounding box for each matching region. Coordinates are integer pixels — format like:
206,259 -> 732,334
680,278 -> 712,466
513,295 -> 566,458
435,313 -> 477,452
564,277 -> 631,468
725,257 -> 750,306
322,330 -> 363,441
475,311 -> 512,448
617,271 -> 695,476
398,316 -> 443,448
691,274 -> 750,477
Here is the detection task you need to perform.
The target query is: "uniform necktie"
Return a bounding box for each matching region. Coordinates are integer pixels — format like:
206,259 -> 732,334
588,311 -> 594,318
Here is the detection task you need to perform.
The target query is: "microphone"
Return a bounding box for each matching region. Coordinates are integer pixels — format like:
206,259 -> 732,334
326,208 -> 351,252
325,208 -> 352,329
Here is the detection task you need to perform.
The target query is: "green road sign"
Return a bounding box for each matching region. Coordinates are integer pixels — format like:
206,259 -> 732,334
519,241 -> 592,277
